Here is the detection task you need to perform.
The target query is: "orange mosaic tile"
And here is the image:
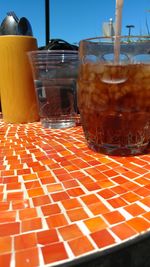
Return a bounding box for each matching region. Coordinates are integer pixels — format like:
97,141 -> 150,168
68,236 -> 94,256
41,242 -> 68,265
111,222 -> 137,240
21,217 -> 42,232
121,192 -> 141,203
47,183 -> 63,193
15,247 -> 39,267
46,213 -> 68,228
0,211 -> 16,223
88,201 -> 110,215
32,194 -> 51,207
58,224 -> 83,241
1,123 -> 150,267
0,236 -> 12,254
27,187 -> 44,197
12,200 -> 30,210
124,203 -> 146,217
14,232 -> 37,250
126,217 -> 150,233
142,212 -> 150,221
61,198 -> 82,210
67,207 -> 89,222
19,207 -> 38,220
91,229 -> 116,248
7,191 -> 24,201
102,210 -> 125,225
84,217 -> 108,232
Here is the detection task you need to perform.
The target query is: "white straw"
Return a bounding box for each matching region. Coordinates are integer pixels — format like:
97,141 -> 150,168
114,0 -> 124,63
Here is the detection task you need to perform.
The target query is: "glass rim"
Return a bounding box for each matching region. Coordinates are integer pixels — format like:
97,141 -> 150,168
28,50 -> 78,55
80,35 -> 150,42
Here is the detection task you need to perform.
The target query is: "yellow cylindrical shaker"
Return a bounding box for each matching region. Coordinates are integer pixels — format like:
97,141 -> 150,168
0,36 -> 39,123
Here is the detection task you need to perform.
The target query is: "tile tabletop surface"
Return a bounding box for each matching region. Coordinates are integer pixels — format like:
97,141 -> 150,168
0,121 -> 150,267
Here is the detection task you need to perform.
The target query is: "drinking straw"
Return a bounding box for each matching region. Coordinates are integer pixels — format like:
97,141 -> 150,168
114,0 -> 124,63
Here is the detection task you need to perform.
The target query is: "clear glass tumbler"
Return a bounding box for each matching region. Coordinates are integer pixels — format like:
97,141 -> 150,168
28,50 -> 79,129
78,36 -> 150,156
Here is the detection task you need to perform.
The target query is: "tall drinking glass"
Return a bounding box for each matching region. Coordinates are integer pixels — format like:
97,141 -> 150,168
78,36 -> 150,156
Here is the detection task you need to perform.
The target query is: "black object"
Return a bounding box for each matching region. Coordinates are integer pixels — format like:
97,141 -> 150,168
39,38 -> 78,50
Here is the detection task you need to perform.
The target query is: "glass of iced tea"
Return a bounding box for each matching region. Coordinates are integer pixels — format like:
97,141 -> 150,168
78,36 -> 150,156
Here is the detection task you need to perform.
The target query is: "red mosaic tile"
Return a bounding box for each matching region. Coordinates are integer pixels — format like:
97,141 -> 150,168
21,217 -> 42,232
127,217 -> 150,233
24,180 -> 41,189
103,210 -> 125,225
2,176 -> 18,184
0,236 -> 12,253
15,247 -> 39,267
0,253 -> 11,267
111,222 -> 137,240
62,179 -> 79,189
58,224 -> 83,241
112,176 -> 129,184
67,187 -> 85,197
108,197 -> 127,208
68,236 -> 94,256
91,229 -> 116,248
46,213 -> 68,228
6,182 -> 21,190
14,232 -> 37,250
84,217 -> 108,232
32,195 -> 51,207
0,222 -> 20,237
103,169 -> 118,178
51,191 -> 70,202
7,191 -> 24,201
82,182 -> 101,191
41,242 -> 68,264
41,203 -> 61,216
98,188 -> 116,199
37,229 -> 59,245
0,201 -> 10,211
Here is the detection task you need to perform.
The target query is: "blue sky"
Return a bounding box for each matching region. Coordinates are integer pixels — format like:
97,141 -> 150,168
0,0 -> 150,47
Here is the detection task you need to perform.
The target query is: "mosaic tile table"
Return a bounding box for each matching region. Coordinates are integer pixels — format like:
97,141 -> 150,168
0,121 -> 150,267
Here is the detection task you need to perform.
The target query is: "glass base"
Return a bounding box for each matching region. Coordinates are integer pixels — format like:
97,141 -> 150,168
88,142 -> 149,156
41,119 -> 76,129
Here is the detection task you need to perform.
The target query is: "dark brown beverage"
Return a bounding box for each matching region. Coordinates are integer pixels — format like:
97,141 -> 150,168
78,62 -> 150,155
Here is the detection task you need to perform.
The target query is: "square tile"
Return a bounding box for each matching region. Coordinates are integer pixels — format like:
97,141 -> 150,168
41,242 -> 68,265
